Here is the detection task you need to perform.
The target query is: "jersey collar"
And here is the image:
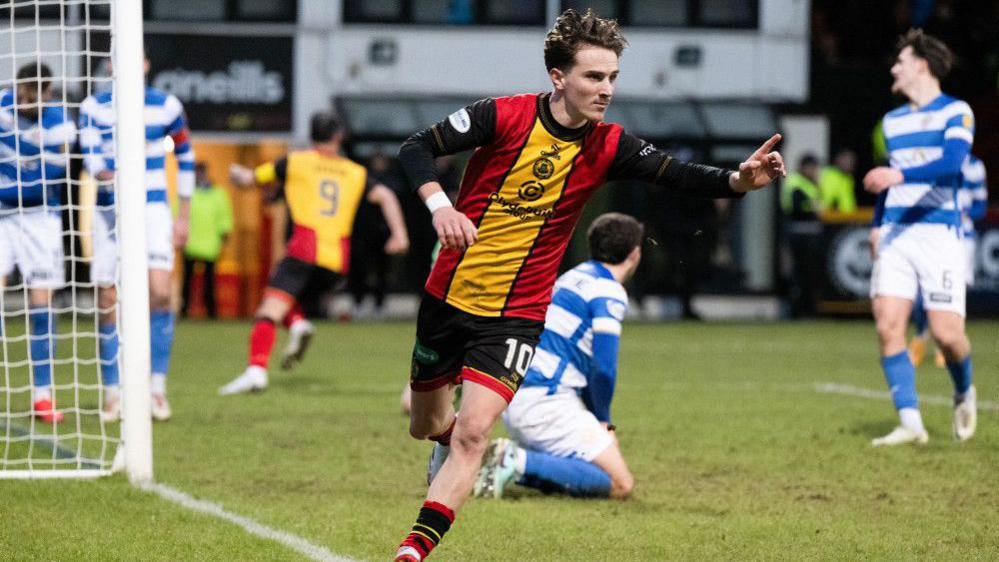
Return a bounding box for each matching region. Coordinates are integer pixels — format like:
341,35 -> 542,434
538,93 -> 590,142
586,260 -> 616,281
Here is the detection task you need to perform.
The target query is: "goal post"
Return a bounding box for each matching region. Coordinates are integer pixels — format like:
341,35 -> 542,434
0,0 -> 152,482
114,0 -> 153,485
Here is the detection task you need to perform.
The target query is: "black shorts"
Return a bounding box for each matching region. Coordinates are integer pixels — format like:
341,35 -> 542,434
266,257 -> 342,305
410,293 -> 544,402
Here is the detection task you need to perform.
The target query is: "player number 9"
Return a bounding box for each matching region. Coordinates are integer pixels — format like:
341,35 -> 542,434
319,179 -> 339,216
503,338 -> 534,376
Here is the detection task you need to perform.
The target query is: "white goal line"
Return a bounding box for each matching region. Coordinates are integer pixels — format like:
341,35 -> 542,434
815,383 -> 999,412
142,482 -> 359,562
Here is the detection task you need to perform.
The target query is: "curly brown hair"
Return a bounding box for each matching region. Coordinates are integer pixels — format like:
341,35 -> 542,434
896,28 -> 953,80
544,8 -> 628,72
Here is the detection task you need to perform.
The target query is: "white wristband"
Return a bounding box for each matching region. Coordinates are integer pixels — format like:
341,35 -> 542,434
425,191 -> 453,214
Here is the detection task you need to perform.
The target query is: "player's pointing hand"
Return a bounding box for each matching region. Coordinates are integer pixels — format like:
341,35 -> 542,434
730,133 -> 786,193
433,206 -> 478,251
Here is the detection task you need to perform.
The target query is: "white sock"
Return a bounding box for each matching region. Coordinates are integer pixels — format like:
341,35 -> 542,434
514,446 -> 527,476
33,389 -> 51,402
105,385 -> 120,399
151,374 -> 167,395
247,365 -> 267,377
899,407 -> 925,433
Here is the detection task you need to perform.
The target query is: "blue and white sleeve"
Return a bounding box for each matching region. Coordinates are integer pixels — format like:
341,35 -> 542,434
901,105 -> 974,184
581,296 -> 627,424
77,97 -> 107,176
165,95 -> 195,199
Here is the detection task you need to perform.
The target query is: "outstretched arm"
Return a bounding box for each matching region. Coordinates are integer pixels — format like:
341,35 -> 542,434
608,133 -> 785,197
367,183 -> 410,255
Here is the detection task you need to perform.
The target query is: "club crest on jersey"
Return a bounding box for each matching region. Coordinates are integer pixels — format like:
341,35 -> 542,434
532,158 -> 554,180
448,108 -> 471,133
518,180 -> 545,201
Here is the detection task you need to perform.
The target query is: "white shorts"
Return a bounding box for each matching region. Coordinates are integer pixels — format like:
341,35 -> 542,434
91,202 -> 174,287
964,237 -> 976,286
502,386 -> 614,462
871,223 -> 966,316
0,209 -> 65,289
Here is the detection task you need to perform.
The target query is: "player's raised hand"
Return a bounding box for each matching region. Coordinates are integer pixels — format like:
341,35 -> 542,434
432,206 -> 478,251
229,163 -> 255,188
730,133 -> 786,193
863,166 -> 903,194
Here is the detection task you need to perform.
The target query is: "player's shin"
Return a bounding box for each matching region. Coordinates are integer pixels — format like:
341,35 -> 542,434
98,323 -> 119,387
149,309 -> 174,379
248,317 -> 277,368
28,307 -> 54,399
520,450 -> 612,497
881,351 -> 924,432
945,355 -> 973,397
396,501 -> 455,562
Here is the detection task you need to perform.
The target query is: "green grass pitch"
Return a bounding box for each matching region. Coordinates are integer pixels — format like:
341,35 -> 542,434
2,320 -> 998,561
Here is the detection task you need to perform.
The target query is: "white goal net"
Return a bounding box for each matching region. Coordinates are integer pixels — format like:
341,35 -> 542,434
1,0 -> 150,480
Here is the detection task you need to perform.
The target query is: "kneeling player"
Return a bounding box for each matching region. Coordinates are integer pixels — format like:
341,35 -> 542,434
219,112 -> 408,395
475,213 -> 640,500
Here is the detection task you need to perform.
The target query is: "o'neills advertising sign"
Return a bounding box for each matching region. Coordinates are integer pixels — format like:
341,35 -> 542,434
146,34 -> 293,133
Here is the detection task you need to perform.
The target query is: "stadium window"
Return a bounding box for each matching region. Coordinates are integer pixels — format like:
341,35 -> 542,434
697,0 -> 758,28
412,0 -> 476,24
235,0 -> 298,22
147,0 -> 227,21
626,0 -> 689,27
560,0 -> 618,19
343,0 -> 406,23
482,0 -> 546,25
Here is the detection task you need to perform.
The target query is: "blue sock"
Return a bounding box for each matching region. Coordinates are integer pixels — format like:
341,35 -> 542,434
911,297 -> 928,335
520,449 -> 611,498
99,323 -> 119,387
881,351 -> 918,410
150,310 -> 174,376
946,356 -> 973,396
29,307 -> 54,390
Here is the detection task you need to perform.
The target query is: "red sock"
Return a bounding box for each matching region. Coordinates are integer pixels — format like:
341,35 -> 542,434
397,501 -> 455,561
248,318 -> 277,368
429,417 -> 456,447
282,303 -> 304,329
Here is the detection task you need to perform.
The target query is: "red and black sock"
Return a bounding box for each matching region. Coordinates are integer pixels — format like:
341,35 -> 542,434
397,501 -> 455,560
282,303 -> 304,329
429,417 -> 455,447
248,317 -> 276,368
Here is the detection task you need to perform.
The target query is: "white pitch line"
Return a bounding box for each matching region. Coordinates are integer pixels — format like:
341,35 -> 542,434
143,482 -> 359,562
815,383 -> 999,412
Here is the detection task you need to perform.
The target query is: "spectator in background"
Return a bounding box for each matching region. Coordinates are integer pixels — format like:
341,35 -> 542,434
781,154 -> 823,318
819,148 -> 858,213
181,162 -> 233,319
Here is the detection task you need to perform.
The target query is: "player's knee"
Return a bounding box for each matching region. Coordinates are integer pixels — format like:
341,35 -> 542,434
451,417 -> 491,456
149,291 -> 171,311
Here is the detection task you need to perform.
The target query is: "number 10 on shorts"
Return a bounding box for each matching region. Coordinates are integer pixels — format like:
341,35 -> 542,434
503,338 -> 534,376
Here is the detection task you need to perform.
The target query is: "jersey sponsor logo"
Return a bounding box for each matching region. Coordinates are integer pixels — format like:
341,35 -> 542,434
929,292 -> 952,303
448,108 -> 471,133
518,180 -> 545,201
412,342 -> 440,365
488,190 -> 553,222
532,158 -> 554,180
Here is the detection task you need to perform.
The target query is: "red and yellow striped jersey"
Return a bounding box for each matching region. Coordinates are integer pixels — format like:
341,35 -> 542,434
426,94 -> 622,321
255,150 -> 368,273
